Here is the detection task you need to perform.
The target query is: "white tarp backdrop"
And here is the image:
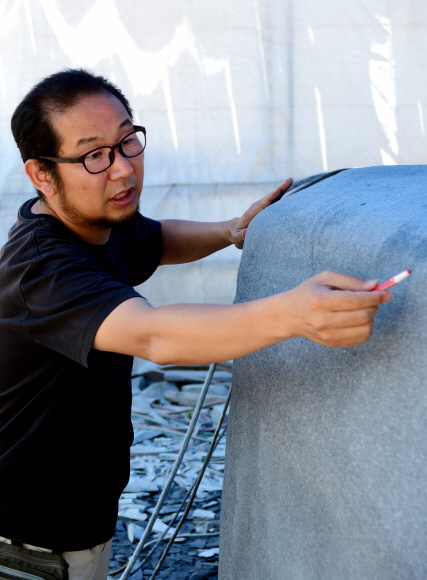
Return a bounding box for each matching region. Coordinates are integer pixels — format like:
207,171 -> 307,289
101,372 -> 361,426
1,0 -> 426,304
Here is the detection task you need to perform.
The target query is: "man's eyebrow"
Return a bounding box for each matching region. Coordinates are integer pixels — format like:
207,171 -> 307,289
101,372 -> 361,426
75,119 -> 134,148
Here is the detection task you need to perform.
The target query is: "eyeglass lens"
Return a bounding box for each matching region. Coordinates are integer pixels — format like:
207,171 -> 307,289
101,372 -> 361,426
84,130 -> 145,173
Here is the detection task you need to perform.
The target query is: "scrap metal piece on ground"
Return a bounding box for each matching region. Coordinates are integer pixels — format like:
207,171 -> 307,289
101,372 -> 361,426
109,361 -> 229,579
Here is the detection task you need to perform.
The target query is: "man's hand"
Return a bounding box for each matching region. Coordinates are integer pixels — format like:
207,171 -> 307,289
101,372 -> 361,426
281,271 -> 392,347
230,177 -> 293,249
159,178 -> 294,264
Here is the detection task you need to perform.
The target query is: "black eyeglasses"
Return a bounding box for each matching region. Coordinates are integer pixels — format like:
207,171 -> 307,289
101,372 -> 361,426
38,126 -> 146,175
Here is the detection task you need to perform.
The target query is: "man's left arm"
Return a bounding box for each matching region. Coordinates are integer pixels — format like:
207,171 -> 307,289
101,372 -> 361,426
159,178 -> 293,265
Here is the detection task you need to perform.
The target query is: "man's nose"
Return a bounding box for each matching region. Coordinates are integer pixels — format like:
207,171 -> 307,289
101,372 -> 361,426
108,149 -> 134,178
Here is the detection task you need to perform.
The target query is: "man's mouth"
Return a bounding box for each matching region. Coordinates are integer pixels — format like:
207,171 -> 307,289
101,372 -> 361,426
110,187 -> 135,206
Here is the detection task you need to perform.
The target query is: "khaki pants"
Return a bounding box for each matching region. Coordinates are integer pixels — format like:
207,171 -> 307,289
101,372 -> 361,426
63,539 -> 113,580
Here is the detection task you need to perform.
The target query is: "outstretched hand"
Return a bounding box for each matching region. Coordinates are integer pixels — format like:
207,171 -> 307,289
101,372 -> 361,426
282,271 -> 392,348
230,178 -> 293,249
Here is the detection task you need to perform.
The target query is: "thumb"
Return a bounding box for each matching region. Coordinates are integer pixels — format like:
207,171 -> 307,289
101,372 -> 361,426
236,228 -> 246,248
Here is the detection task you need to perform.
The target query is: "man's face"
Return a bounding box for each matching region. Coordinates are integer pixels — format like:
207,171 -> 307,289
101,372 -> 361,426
48,92 -> 144,236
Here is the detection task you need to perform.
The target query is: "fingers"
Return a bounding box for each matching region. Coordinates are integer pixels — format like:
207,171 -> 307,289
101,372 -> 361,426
285,269 -> 394,348
314,321 -> 375,348
232,178 -> 294,248
312,306 -> 378,332
320,287 -> 391,311
302,301 -> 378,348
316,270 -> 377,291
268,177 -> 294,205
248,178 -> 294,218
286,270 -> 394,347
313,271 -> 392,310
238,178 -> 293,223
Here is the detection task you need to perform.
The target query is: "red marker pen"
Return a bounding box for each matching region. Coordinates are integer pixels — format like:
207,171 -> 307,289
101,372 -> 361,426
373,269 -> 412,291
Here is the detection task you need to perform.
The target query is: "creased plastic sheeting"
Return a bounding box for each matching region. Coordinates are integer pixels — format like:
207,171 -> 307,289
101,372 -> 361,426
2,1 -> 427,196
0,0 -> 293,193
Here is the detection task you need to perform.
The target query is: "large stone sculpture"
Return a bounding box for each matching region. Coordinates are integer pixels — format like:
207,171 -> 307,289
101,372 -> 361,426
219,166 -> 427,580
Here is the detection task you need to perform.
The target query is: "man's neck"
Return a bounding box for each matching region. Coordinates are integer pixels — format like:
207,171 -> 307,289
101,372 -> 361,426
31,199 -> 56,217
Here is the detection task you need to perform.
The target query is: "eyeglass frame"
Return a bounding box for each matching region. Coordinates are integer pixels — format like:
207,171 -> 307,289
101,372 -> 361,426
37,126 -> 146,175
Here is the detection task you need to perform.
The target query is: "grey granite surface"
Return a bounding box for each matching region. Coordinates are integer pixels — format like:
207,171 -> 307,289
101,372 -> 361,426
219,166 -> 427,580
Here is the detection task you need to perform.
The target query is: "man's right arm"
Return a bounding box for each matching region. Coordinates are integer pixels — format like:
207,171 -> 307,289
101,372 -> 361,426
92,271 -> 392,366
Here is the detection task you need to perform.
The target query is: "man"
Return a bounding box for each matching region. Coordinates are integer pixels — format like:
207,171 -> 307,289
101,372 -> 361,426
0,69 -> 390,580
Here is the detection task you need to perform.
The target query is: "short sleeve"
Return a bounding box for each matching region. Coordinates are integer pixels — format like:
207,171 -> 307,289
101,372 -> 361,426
114,213 -> 163,287
20,246 -> 141,368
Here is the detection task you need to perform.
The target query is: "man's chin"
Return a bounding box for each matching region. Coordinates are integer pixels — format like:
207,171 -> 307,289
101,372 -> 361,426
84,202 -> 140,230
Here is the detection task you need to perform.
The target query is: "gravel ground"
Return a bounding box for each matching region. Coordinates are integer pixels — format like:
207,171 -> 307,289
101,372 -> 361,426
108,487 -> 221,580
107,360 -> 229,580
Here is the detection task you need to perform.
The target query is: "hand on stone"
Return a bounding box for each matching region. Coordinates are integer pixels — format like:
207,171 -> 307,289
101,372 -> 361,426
285,271 -> 392,348
230,178 -> 293,249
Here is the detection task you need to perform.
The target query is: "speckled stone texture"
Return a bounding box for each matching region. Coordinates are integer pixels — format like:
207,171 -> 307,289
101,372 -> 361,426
219,166 -> 427,580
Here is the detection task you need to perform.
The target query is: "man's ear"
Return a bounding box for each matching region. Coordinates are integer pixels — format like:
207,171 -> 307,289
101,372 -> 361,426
24,159 -> 57,198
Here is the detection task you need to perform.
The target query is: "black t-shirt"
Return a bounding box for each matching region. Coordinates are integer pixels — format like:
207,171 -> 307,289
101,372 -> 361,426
0,199 -> 162,551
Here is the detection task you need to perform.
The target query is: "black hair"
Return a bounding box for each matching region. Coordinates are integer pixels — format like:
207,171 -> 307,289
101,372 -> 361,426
11,68 -> 133,200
